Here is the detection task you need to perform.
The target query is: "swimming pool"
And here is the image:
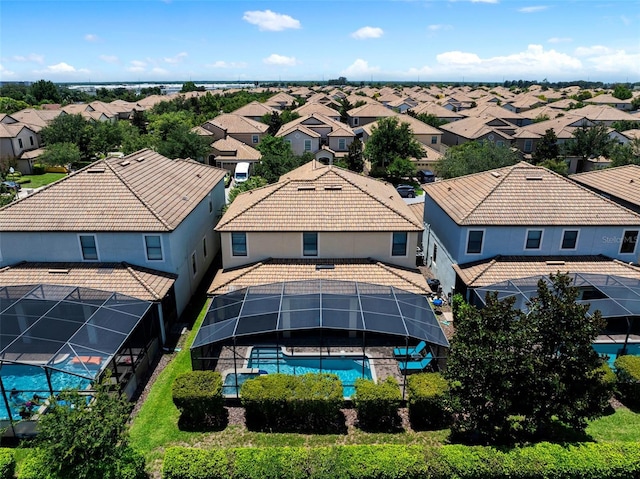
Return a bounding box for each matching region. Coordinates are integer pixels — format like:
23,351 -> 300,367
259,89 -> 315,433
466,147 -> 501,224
593,343 -> 640,369
245,347 -> 374,398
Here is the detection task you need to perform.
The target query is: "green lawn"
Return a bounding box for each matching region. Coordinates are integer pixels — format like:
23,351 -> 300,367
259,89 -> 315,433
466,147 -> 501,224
587,407 -> 640,442
17,173 -> 67,189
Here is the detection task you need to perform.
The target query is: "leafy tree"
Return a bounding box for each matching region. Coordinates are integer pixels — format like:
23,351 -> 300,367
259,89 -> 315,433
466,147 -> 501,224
0,83 -> 29,102
532,128 -> 559,164
346,137 -> 364,173
610,139 -> 640,167
33,383 -> 145,479
564,123 -> 616,162
38,142 -> 81,167
436,140 -> 519,179
611,120 -> 640,132
148,112 -> 210,160
30,79 -> 61,103
41,114 -> 93,160
539,158 -> 569,176
446,273 -> 610,445
0,97 -> 30,114
180,81 -> 205,93
632,96 -> 640,111
413,112 -> 447,128
228,175 -> 268,203
254,135 -> 303,183
263,111 -> 283,136
612,84 -> 633,100
337,97 -> 353,123
130,109 -> 148,134
386,156 -> 415,180
89,120 -> 124,157
364,116 -> 424,169
533,114 -> 549,123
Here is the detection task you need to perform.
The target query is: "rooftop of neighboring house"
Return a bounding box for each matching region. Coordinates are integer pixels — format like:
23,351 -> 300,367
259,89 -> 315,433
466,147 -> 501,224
0,261 -> 176,301
586,93 -> 635,106
518,105 -> 567,121
277,113 -> 355,138
359,115 -> 442,138
518,113 -> 590,139
423,161 -> 640,226
0,149 -> 227,232
9,108 -> 64,131
0,123 -> 31,138
211,136 -> 261,160
347,102 -> 397,118
409,102 -> 465,119
204,113 -> 268,134
460,105 -> 529,124
217,160 -> 423,232
293,102 -> 340,118
570,104 -> 638,122
438,115 -> 514,140
231,100 -> 276,118
570,164 -> 640,208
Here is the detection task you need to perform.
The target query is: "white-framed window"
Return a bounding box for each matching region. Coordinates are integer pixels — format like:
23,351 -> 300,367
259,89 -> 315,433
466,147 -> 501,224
620,230 -> 639,254
231,232 -> 247,256
431,136 -> 438,144
203,237 -> 208,258
466,230 -> 484,255
252,134 -> 259,144
524,139 -> 533,152
525,229 -> 543,250
338,138 -> 346,150
392,232 -> 408,256
191,252 -> 197,276
304,139 -> 312,151
78,235 -> 98,261
561,229 -> 579,250
303,232 -> 318,257
144,235 -> 163,261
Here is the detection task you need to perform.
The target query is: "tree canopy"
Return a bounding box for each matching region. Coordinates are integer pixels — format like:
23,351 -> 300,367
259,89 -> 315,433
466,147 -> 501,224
445,273 -> 611,445
532,128 -> 560,164
254,135 -> 306,183
38,142 -> 81,167
564,123 -> 615,160
435,140 -> 520,179
364,116 -> 424,170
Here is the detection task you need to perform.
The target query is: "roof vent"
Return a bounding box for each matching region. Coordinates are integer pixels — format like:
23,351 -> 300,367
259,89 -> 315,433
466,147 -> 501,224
48,268 -> 69,274
136,156 -> 145,162
526,176 -> 543,181
324,186 -> 342,191
545,260 -> 565,266
316,264 -> 335,270
120,160 -> 130,167
87,168 -> 105,173
491,172 -> 501,178
297,186 -> 315,191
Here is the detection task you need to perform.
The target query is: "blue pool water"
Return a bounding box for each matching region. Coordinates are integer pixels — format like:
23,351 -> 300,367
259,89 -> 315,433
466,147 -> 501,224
245,347 -> 373,398
593,343 -> 640,369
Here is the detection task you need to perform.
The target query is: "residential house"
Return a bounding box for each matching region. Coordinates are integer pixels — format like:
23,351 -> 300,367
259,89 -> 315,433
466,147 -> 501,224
209,136 -> 261,171
438,115 -> 514,147
0,117 -> 39,171
347,102 -> 397,128
265,92 -> 298,110
461,105 -> 532,127
408,102 -> 464,123
422,162 -> 640,299
570,165 -> 640,214
569,104 -> 638,126
232,101 -> 276,122
293,102 -> 341,122
201,113 -> 268,149
586,93 -> 636,111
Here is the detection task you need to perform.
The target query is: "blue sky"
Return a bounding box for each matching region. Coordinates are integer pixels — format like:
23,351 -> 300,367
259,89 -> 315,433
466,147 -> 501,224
1,0 -> 638,83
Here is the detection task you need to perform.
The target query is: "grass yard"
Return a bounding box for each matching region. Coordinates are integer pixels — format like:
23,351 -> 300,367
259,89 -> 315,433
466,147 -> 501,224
17,173 -> 67,189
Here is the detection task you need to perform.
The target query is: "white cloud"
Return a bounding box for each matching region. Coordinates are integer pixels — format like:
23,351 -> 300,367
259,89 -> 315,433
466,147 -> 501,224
351,26 -> 384,40
583,49 -> 640,75
84,33 -> 100,42
127,60 -> 147,72
35,62 -> 90,75
243,10 -> 301,31
470,0 -> 498,3
151,67 -> 169,75
620,15 -> 631,26
263,54 -> 298,66
575,45 -> 612,57
428,24 -> 453,32
518,6 -> 548,13
437,51 -> 482,65
548,37 -> 572,44
0,64 -> 15,77
99,55 -> 119,64
164,52 -> 188,64
341,59 -> 381,77
208,60 -> 248,68
11,54 -> 44,64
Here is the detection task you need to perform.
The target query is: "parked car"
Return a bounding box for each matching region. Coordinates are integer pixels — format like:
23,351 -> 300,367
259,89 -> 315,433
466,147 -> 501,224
417,170 -> 435,184
396,184 -> 416,198
2,181 -> 21,192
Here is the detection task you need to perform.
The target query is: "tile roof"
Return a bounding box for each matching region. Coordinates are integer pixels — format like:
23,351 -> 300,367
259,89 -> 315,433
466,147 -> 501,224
231,100 -> 276,117
570,164 -> 640,207
208,258 -> 432,295
294,102 -> 340,117
454,255 -> 640,287
204,113 -> 268,134
347,102 -> 397,118
0,149 -> 227,232
217,161 -> 423,232
0,261 -> 176,301
9,108 -> 64,132
424,162 -> 640,226
569,104 -> 638,122
211,136 -> 261,160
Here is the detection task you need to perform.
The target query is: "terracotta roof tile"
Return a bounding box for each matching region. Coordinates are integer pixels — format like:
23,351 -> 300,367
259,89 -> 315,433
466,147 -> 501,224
571,164 -> 640,207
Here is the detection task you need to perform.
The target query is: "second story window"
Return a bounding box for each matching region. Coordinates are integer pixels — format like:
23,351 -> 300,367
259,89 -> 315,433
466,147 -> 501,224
303,232 -> 318,256
524,139 -> 533,152
304,139 -> 312,151
145,235 -> 163,261
561,230 -> 578,250
252,134 -> 259,144
466,230 -> 484,254
231,232 -> 247,256
79,235 -> 98,261
620,230 -> 639,254
30,136 -> 34,146
18,138 -> 23,149
525,230 -> 543,250
431,136 -> 438,144
338,138 -> 346,150
392,232 -> 408,256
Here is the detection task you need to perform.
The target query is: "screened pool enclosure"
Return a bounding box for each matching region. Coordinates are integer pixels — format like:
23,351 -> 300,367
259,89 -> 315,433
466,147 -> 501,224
0,284 -> 159,432
192,280 -> 450,399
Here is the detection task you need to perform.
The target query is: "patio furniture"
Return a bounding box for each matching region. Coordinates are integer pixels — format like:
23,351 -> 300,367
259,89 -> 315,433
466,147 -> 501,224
393,340 -> 427,358
398,353 -> 434,373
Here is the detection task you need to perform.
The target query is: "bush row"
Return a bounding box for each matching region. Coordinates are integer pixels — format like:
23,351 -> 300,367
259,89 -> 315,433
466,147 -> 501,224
353,377 -> 402,429
407,372 -> 450,429
614,355 -> 640,408
172,371 -> 225,427
163,442 -> 640,479
0,449 -> 14,479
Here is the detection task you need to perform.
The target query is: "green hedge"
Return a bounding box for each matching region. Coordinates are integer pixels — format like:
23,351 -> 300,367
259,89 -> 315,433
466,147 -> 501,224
172,370 -> 224,427
614,355 -> 640,408
0,449 -> 15,479
353,377 -> 402,430
163,442 -> 640,479
241,373 -> 343,432
32,164 -> 46,175
407,372 -> 450,429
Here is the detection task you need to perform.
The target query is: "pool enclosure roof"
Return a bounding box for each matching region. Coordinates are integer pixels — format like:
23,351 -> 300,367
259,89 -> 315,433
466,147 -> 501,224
473,273 -> 640,318
0,284 -> 153,379
193,279 -> 450,349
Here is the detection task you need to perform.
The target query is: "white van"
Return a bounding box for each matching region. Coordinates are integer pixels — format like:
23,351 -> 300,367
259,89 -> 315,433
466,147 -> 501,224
234,162 -> 250,184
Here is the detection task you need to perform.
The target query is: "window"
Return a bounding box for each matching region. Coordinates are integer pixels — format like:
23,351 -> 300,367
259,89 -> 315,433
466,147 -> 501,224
303,232 -> 318,256
353,117 -> 359,126
561,230 -> 579,250
496,140 -> 505,147
432,243 -> 438,263
79,235 -> 98,260
525,229 -> 543,249
392,232 -> 408,256
191,252 -> 197,276
431,136 -> 438,144
338,138 -> 346,150
18,138 -> 23,149
231,232 -> 247,256
29,136 -> 34,146
144,235 -> 163,260
252,135 -> 259,144
203,237 -> 208,258
466,230 -> 484,254
304,139 -> 312,151
524,139 -> 533,152
620,230 -> 638,254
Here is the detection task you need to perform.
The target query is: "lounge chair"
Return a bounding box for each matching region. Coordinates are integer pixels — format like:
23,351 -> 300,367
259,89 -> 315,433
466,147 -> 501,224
393,340 -> 427,358
398,353 -> 434,373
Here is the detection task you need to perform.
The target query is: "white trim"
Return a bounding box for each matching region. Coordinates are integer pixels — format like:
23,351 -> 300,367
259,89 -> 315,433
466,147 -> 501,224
560,228 -> 579,251
143,234 -> 164,262
302,232 -> 319,257
77,234 -> 99,262
231,232 -> 248,257
524,228 -> 544,251
465,229 -> 485,255
391,231 -> 409,257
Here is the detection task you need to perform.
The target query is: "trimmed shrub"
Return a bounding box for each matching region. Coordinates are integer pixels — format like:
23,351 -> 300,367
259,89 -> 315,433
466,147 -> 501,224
172,370 -> 224,428
163,447 -> 229,479
32,164 -> 46,175
450,293 -> 465,321
353,377 -> 402,430
16,449 -> 52,479
614,355 -> 640,408
241,373 -> 343,432
0,449 -> 15,479
407,372 -> 450,429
